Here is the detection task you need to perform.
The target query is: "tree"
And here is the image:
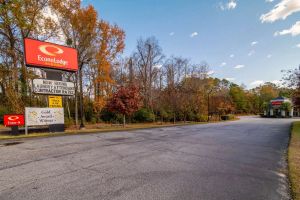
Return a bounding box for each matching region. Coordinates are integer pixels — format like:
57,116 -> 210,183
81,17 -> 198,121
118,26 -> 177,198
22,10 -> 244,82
0,0 -> 58,113
51,0 -> 98,128
93,20 -> 125,116
107,85 -> 141,127
229,84 -> 248,113
282,66 -> 300,107
133,37 -> 164,110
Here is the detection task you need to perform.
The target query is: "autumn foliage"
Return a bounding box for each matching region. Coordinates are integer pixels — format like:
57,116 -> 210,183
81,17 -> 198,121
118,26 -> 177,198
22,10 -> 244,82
107,85 -> 141,125
0,0 -> 297,127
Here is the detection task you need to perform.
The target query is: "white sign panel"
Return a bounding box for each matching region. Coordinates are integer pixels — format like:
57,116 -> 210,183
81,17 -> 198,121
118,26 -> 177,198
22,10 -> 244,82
25,107 -> 64,126
32,79 -> 75,96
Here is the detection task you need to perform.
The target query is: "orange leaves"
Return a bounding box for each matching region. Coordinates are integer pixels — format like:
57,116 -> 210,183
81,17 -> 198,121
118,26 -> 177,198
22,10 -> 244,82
93,20 -> 125,107
93,96 -> 106,113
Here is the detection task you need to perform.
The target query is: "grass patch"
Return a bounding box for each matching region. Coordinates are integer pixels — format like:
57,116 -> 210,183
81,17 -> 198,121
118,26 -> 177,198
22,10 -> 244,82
0,118 -> 238,141
289,121 -> 300,200
0,121 -> 206,140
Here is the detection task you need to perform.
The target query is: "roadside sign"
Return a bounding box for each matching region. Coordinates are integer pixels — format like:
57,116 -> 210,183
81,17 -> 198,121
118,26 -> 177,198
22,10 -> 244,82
49,96 -> 63,108
25,107 -> 64,126
24,38 -> 78,72
32,79 -> 75,96
3,114 -> 25,127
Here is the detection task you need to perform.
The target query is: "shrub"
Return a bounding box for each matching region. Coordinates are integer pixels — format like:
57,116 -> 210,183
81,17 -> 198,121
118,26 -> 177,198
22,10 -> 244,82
64,118 -> 74,128
159,110 -> 172,122
195,114 -> 208,122
90,117 -> 97,124
101,109 -> 117,123
0,106 -> 10,124
221,114 -> 235,121
133,108 -> 155,122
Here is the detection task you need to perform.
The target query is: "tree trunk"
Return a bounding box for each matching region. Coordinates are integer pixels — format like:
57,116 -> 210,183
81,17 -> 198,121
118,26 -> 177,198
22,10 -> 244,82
173,113 -> 176,124
79,67 -> 85,129
123,114 -> 126,127
75,72 -> 79,127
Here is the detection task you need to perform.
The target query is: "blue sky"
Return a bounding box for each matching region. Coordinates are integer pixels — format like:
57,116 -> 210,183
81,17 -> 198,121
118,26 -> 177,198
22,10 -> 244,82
82,0 -> 300,88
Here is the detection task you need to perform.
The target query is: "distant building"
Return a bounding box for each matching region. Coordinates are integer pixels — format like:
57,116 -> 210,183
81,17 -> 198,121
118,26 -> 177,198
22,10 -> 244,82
263,96 -> 293,118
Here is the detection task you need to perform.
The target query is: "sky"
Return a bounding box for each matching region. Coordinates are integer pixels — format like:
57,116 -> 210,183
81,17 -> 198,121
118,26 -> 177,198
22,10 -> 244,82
82,0 -> 300,88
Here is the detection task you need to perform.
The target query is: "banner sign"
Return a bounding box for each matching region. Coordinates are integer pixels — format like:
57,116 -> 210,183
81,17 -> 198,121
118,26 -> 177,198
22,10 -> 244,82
271,101 -> 283,106
49,96 -> 63,108
25,107 -> 64,126
24,38 -> 78,72
4,114 -> 25,127
33,79 -> 75,96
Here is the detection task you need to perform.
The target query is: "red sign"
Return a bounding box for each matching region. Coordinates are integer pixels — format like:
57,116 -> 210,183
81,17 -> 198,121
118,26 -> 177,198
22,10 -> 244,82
271,101 -> 283,106
4,114 -> 25,127
24,38 -> 78,72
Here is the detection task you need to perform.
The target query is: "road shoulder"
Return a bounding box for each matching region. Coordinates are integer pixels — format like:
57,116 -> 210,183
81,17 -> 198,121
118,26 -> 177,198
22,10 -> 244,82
289,121 -> 300,200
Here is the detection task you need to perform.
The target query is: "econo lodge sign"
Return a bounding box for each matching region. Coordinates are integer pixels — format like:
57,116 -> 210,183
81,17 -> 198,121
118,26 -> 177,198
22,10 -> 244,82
4,114 -> 25,127
24,38 -> 78,72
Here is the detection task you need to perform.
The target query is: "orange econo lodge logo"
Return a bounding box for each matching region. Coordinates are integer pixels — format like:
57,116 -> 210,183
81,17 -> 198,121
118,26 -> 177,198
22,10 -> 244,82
24,38 -> 78,72
38,45 -> 64,57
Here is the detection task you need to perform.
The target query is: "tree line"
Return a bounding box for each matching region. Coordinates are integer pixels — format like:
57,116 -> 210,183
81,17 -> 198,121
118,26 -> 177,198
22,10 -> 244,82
0,0 -> 297,126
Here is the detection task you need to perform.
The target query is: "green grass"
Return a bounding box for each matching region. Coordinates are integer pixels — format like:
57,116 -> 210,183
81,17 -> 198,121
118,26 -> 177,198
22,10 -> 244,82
0,118 -> 239,141
0,121 -> 206,140
289,121 -> 300,200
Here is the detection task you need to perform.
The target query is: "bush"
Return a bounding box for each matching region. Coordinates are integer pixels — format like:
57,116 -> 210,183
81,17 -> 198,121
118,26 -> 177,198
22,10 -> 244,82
90,117 -> 97,124
133,108 -> 155,122
195,114 -> 208,122
159,110 -> 173,122
221,114 -> 235,121
101,109 -> 117,123
0,106 -> 10,124
64,118 -> 74,128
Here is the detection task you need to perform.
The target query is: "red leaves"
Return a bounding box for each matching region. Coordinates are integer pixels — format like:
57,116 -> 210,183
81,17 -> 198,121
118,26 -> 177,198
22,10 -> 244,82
107,85 -> 141,116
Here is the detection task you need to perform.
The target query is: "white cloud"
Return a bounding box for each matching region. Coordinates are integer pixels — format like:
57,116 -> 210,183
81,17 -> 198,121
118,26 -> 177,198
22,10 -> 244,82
271,80 -> 282,85
207,70 -> 215,75
219,0 -> 237,11
266,0 -> 275,2
220,62 -> 227,67
296,43 -> 300,48
153,64 -> 163,69
230,54 -> 235,58
248,50 -> 255,56
260,0 -> 300,23
169,32 -> 175,36
190,32 -> 198,38
250,80 -> 265,86
225,77 -> 235,81
274,21 -> 300,36
234,64 -> 245,69
251,41 -> 258,46
267,54 -> 273,58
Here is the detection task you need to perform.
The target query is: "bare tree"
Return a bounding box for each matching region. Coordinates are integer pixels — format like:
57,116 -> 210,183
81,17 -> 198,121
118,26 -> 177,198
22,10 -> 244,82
132,37 -> 164,110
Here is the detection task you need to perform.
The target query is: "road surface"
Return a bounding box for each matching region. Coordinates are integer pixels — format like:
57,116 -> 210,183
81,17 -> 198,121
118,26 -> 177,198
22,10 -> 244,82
0,117 -> 295,200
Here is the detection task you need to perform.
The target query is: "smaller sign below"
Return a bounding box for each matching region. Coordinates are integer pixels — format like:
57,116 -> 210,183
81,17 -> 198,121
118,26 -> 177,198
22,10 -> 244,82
4,114 -> 25,127
25,107 -> 64,126
33,79 -> 75,96
49,96 -> 63,108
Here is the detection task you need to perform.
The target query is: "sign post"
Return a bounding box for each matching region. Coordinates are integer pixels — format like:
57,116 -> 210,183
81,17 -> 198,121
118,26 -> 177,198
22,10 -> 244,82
23,38 -> 78,134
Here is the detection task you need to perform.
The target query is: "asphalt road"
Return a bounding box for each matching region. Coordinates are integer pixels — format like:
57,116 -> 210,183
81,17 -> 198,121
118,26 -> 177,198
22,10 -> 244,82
0,116 -> 295,200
